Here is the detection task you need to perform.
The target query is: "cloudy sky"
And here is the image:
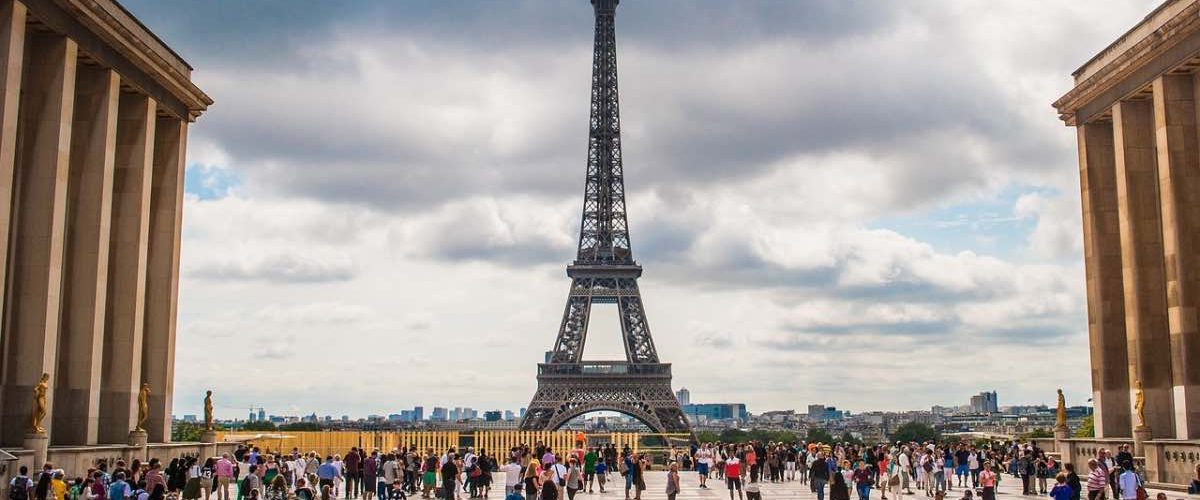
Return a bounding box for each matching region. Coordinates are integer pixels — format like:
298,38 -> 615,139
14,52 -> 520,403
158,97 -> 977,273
122,0 -> 1161,420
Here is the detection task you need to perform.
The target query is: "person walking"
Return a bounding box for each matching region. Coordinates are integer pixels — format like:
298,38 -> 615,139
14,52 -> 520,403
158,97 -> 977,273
978,461 -> 996,500
215,455 -> 235,500
724,455 -> 743,500
1085,460 -> 1107,500
665,463 -> 680,500
810,453 -> 829,500
852,461 -> 872,500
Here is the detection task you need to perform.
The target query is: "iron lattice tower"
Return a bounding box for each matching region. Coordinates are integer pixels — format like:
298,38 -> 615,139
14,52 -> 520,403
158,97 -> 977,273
518,0 -> 690,434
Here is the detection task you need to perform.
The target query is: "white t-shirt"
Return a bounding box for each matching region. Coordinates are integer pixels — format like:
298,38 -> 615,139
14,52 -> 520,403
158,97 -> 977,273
697,449 -> 712,465
502,463 -> 522,487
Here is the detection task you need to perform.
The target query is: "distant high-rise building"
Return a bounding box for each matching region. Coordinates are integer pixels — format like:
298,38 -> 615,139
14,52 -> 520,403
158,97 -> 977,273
969,391 -> 999,413
248,410 -> 256,422
504,410 -> 515,421
431,407 -> 448,421
258,409 -> 266,422
484,411 -> 502,422
681,403 -> 748,422
675,388 -> 690,406
519,408 -> 527,418
806,405 -> 843,421
414,406 -> 425,421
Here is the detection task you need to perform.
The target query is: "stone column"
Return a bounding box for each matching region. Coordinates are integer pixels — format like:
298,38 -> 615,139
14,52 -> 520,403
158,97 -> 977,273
142,117 -> 186,443
1078,120 -> 1132,438
1153,74 -> 1200,439
1112,98 -> 1175,437
53,66 -> 119,446
0,33 -> 77,447
99,93 -> 155,444
0,0 -> 25,445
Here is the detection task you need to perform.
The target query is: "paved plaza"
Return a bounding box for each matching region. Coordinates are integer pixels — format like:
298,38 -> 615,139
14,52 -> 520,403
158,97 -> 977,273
528,471 -> 1200,500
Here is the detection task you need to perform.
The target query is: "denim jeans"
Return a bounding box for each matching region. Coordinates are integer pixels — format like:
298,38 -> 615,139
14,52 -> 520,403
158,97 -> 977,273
813,479 -> 827,500
857,483 -> 871,500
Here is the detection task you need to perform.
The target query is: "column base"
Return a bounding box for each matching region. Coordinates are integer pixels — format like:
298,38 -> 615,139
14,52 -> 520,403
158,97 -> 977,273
24,432 -> 48,467
1132,426 -> 1152,456
200,430 -> 217,443
128,429 -> 148,446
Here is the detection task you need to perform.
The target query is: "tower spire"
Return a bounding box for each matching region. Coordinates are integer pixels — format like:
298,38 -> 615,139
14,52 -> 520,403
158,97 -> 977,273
577,0 -> 631,265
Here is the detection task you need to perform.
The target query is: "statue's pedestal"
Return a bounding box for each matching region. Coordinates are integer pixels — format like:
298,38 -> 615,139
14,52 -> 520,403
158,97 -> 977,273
1054,426 -> 1071,464
200,430 -> 218,458
1132,426 -> 1152,456
24,433 -> 48,467
128,429 -> 148,446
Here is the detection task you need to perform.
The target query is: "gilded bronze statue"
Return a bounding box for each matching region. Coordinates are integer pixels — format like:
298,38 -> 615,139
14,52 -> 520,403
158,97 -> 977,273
136,382 -> 151,432
1056,388 -> 1067,429
1134,379 -> 1146,429
30,373 -> 49,434
203,390 -> 214,431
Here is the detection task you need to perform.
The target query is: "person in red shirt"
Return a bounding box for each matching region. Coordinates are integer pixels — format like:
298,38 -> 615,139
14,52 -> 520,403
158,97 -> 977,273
725,456 -> 743,500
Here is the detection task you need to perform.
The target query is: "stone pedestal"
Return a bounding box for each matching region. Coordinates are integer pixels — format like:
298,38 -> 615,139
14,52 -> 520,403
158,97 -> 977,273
200,429 -> 218,459
128,429 -> 147,461
24,433 -> 48,467
1054,427 -> 1072,464
1132,426 -> 1152,456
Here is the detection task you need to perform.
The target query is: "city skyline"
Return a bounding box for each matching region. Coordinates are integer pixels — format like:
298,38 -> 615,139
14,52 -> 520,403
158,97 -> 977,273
108,0 -> 1165,418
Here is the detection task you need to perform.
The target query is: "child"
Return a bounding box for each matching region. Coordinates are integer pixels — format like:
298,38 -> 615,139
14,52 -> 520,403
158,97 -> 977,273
745,481 -> 761,500
959,489 -> 973,500
594,462 -> 607,493
1049,473 -> 1071,500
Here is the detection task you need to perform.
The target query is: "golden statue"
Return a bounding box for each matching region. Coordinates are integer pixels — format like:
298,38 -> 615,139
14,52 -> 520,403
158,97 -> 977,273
203,390 -> 214,431
136,382 -> 151,432
30,373 -> 49,434
1056,389 -> 1068,429
1134,380 -> 1146,429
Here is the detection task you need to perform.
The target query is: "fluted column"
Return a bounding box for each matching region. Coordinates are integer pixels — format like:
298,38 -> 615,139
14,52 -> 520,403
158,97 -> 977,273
1153,74 -> 1200,439
142,117 -> 186,443
1079,119 -> 1132,438
53,66 -> 119,445
99,93 -> 155,444
1113,98 -> 1175,437
0,0 -> 25,445
0,33 -> 77,447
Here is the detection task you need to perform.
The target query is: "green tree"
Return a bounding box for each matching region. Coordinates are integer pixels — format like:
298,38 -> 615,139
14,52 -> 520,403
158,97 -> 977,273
695,431 -> 720,443
172,422 -> 206,442
806,427 -> 834,444
280,422 -> 321,431
891,422 -> 940,443
241,420 -> 277,431
719,429 -> 749,443
1075,415 -> 1095,438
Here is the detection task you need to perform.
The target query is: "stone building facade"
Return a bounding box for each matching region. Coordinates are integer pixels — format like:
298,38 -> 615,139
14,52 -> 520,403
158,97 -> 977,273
1053,0 -> 1200,488
0,0 -> 209,467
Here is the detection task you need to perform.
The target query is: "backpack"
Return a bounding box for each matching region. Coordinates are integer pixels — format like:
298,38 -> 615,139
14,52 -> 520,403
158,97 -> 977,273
9,478 -> 29,500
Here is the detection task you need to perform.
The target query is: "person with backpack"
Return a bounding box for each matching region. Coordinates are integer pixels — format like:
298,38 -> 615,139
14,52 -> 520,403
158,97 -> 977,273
11,466 -> 34,500
107,474 -> 130,500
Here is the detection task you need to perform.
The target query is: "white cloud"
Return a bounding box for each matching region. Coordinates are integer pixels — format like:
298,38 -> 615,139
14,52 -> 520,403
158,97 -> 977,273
149,0 -> 1164,418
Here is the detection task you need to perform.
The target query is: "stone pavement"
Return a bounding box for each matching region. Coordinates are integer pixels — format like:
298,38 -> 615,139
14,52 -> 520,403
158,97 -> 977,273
517,471 -> 1200,500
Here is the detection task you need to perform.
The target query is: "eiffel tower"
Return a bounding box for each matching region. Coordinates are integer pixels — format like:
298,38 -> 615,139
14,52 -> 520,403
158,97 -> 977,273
518,0 -> 690,434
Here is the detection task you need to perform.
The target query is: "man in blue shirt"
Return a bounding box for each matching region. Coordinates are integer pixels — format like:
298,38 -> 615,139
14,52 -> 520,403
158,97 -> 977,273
318,456 -> 340,494
108,472 -> 131,500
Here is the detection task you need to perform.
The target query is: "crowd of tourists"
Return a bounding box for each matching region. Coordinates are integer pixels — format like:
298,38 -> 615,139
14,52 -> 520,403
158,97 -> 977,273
9,439 -> 1197,500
